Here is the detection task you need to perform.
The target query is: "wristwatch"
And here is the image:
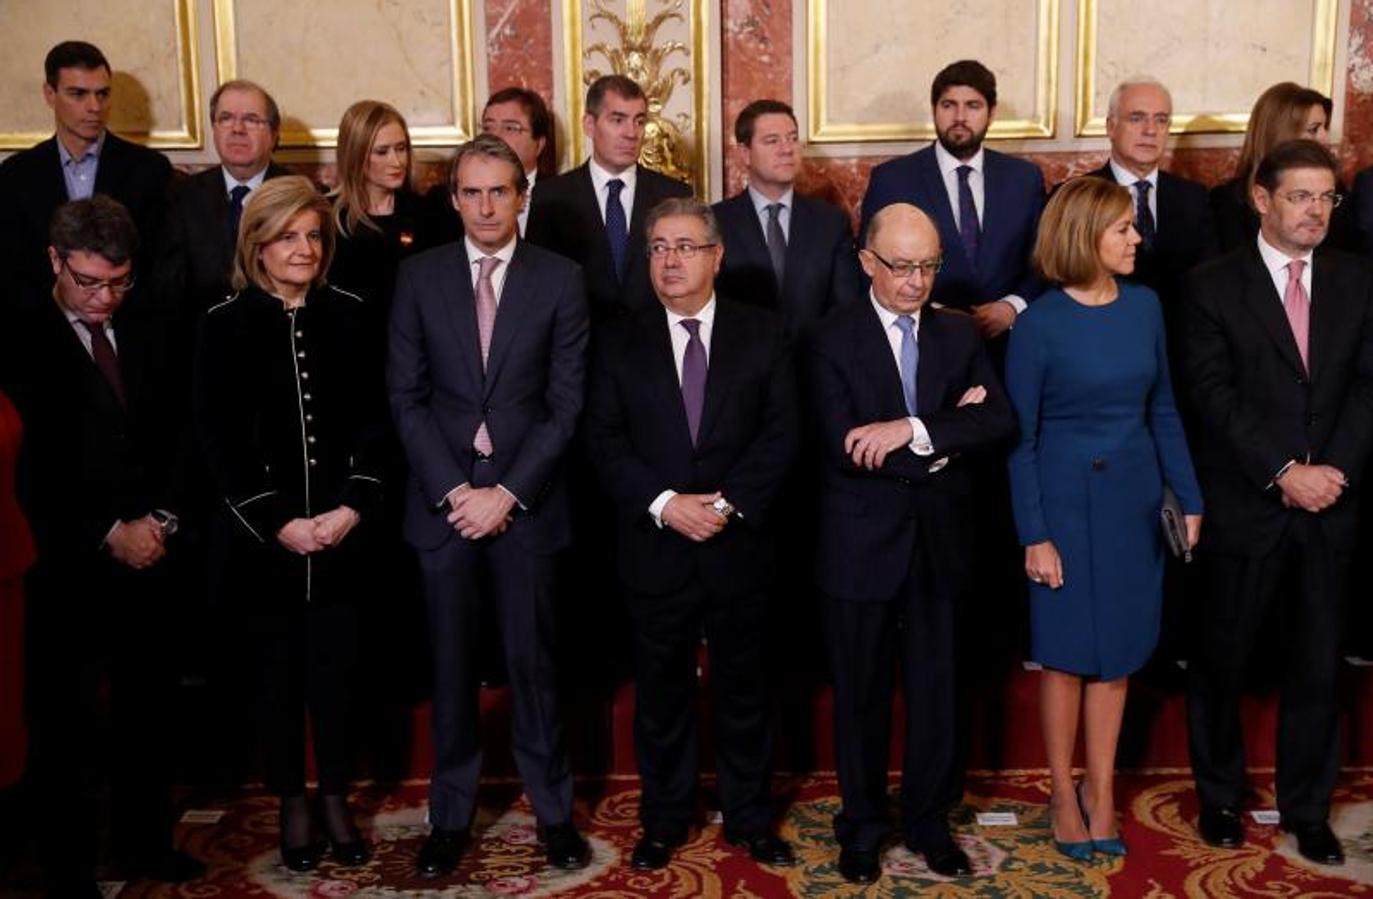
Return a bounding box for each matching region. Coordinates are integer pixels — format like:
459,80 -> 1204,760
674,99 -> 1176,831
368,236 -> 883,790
150,509 -> 180,537
712,497 -> 736,518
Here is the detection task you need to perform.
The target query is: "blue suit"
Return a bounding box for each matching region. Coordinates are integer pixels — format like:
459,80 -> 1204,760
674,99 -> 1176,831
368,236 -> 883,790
859,146 -> 1045,311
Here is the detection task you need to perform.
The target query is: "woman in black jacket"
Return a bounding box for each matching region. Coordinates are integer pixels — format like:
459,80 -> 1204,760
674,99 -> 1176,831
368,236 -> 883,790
196,176 -> 386,871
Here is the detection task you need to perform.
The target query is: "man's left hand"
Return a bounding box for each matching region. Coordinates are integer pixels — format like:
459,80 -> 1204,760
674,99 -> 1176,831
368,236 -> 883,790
448,486 -> 515,540
971,300 -> 1016,338
845,420 -> 916,470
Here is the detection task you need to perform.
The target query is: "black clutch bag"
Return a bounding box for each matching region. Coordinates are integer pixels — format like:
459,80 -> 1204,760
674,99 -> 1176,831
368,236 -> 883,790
1160,485 -> 1191,563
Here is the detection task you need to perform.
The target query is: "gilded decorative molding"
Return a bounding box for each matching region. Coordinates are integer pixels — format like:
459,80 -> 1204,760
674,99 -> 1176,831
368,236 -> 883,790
1074,0 -> 1339,136
564,0 -> 709,195
805,0 -> 1059,144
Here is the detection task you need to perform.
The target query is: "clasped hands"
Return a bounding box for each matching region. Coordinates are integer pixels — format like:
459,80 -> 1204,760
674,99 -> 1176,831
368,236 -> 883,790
445,485 -> 515,540
843,384 -> 988,470
1276,463 -> 1346,513
276,505 -> 361,555
107,515 -> 167,569
662,491 -> 730,543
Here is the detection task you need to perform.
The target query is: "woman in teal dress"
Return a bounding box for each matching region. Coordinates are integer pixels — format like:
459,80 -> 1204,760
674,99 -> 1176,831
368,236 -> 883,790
1006,177 -> 1203,860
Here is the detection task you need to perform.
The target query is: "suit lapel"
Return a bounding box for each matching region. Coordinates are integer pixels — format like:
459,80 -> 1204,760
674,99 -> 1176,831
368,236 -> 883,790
696,302 -> 740,447
38,138 -> 69,208
92,133 -> 128,196
857,302 -> 909,418
914,150 -> 965,270
1309,251 -> 1340,384
1239,248 -> 1306,375
482,242 -> 531,395
644,311 -> 695,449
781,196 -> 815,300
574,164 -> 618,278
914,310 -> 946,414
441,244 -> 485,389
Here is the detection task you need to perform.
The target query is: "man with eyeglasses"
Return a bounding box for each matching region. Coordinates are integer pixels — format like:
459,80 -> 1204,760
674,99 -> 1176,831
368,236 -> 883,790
155,79 -> 288,320
0,41 -> 171,313
806,203 -> 1014,884
482,87 -> 554,237
1,196 -> 201,896
1184,139 -> 1373,867
584,197 -> 799,872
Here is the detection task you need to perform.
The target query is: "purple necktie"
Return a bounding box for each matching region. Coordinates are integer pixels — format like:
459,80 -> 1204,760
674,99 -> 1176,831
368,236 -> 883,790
605,178 -> 628,281
956,164 -> 981,267
679,318 -> 706,445
1285,259 -> 1310,371
473,256 -> 501,455
79,320 -> 126,407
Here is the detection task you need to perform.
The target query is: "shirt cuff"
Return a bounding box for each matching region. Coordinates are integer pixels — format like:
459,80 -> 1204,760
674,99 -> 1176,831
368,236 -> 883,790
1001,295 -> 1028,315
648,489 -> 677,528
100,519 -> 121,549
908,417 -> 935,456
496,483 -> 526,511
1267,459 -> 1299,491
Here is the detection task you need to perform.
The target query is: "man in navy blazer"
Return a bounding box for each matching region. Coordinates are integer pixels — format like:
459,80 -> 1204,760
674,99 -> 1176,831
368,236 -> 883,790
808,203 -> 1015,884
526,74 -> 692,321
0,41 -> 171,313
713,99 -> 861,334
388,135 -> 591,877
584,198 -> 799,872
859,60 -> 1044,342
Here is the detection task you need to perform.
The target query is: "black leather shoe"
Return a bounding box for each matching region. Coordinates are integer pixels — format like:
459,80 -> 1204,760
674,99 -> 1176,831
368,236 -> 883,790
329,837 -> 372,866
544,823 -> 591,870
838,847 -> 881,884
921,841 -> 972,877
726,832 -> 796,866
1283,821 -> 1345,865
416,827 -> 469,879
630,836 -> 679,870
281,840 -> 326,873
1198,808 -> 1244,849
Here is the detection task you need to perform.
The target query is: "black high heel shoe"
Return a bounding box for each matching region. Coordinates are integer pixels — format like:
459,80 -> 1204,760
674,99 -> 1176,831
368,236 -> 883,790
321,793 -> 372,866
280,794 -> 326,872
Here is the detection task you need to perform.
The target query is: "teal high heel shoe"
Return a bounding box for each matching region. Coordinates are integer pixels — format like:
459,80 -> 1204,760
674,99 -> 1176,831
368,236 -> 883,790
1077,781 -> 1128,857
1051,786 -> 1094,862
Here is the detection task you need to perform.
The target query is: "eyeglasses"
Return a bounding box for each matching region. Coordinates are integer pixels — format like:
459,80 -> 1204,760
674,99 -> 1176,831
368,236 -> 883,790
483,121 -> 530,137
866,250 -> 943,279
213,112 -> 271,130
648,242 -> 719,259
1123,112 -> 1172,128
62,259 -> 135,294
1275,190 -> 1344,209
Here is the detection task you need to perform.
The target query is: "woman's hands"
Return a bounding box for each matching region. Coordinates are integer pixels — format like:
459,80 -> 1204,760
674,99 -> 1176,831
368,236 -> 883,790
1025,540 -> 1065,589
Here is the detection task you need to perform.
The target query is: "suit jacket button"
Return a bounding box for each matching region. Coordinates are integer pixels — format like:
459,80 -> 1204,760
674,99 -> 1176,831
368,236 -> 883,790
1091,458 -> 1106,471
483,406 -> 492,414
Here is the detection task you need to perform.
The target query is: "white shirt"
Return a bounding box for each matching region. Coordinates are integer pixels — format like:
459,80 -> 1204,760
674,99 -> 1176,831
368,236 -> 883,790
933,141 -> 1026,315
464,235 -> 518,301
648,297 -> 718,526
748,185 -> 793,242
64,308 -> 117,357
1109,159 -> 1158,222
517,170 -> 538,237
588,157 -> 636,227
221,164 -> 269,198
1256,231 -> 1313,303
867,291 -> 934,455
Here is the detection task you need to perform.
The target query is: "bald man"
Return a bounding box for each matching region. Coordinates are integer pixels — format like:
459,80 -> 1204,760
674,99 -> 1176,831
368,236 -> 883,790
806,203 -> 1016,884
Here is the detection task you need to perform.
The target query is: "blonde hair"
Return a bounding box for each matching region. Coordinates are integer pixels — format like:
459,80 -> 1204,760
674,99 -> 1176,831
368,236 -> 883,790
1033,178 -> 1132,287
1234,83 -> 1331,203
231,175 -> 334,293
330,100 -> 412,236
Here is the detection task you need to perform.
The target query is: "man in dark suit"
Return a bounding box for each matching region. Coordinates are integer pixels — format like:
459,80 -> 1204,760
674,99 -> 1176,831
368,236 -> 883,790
154,79 -> 288,322
713,99 -> 861,333
807,203 -> 1015,884
859,60 -> 1044,341
583,198 -> 799,871
0,41 -> 171,311
526,74 -> 692,320
388,134 -> 591,878
2,197 -> 201,897
1184,139 -> 1373,866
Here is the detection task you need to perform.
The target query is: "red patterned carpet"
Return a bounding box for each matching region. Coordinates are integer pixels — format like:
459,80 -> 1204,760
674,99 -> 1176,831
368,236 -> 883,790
93,769 -> 1373,898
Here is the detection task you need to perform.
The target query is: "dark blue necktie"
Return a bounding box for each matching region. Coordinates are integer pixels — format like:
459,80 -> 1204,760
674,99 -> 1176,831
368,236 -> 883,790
679,318 -> 706,445
228,184 -> 251,246
605,178 -> 628,280
956,165 -> 981,267
894,315 -> 918,416
1134,180 -> 1156,251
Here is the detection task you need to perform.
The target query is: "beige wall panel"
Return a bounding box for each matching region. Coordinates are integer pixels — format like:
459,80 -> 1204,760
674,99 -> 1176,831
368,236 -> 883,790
215,0 -> 473,147
0,0 -> 200,149
1078,0 -> 1338,134
808,0 -> 1057,142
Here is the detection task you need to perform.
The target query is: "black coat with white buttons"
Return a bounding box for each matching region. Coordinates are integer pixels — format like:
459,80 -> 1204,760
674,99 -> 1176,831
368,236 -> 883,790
195,283 -> 387,603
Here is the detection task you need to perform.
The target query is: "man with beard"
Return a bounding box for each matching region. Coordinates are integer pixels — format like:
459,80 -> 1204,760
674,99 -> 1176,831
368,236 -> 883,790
859,60 -> 1044,342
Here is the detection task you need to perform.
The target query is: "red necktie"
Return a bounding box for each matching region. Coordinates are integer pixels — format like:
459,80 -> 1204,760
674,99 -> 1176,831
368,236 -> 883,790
80,320 -> 126,407
1284,259 -> 1310,371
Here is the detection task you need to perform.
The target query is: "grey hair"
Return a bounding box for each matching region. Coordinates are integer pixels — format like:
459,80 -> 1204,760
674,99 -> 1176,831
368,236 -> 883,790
644,197 -> 720,244
1107,76 -> 1172,120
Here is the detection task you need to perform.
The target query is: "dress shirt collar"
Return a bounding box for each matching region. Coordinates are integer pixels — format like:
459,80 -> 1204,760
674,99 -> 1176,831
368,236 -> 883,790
934,141 -> 984,179
1256,231 -> 1313,275
868,289 -> 921,333
665,294 -> 717,332
1109,159 -> 1158,189
588,156 -> 637,195
222,164 -> 269,195
748,184 -> 794,217
525,170 -> 538,193
464,235 -> 518,268
57,130 -> 104,166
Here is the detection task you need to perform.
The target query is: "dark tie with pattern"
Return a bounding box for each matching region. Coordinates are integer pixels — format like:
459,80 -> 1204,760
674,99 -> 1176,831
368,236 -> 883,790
766,202 -> 787,286
80,320 -> 126,407
679,318 -> 706,445
228,184 -> 251,246
605,178 -> 628,280
956,165 -> 981,266
1134,180 -> 1156,251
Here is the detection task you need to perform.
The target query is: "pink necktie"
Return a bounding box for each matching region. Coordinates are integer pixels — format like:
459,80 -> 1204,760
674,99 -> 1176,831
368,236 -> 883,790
1284,259 -> 1310,371
473,256 -> 501,455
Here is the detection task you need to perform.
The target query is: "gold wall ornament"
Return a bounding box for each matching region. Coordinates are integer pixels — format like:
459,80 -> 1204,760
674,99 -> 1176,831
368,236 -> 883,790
565,0 -> 709,195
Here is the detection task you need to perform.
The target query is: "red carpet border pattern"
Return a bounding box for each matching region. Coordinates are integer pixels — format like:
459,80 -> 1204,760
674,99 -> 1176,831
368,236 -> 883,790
112,771 -> 1373,897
